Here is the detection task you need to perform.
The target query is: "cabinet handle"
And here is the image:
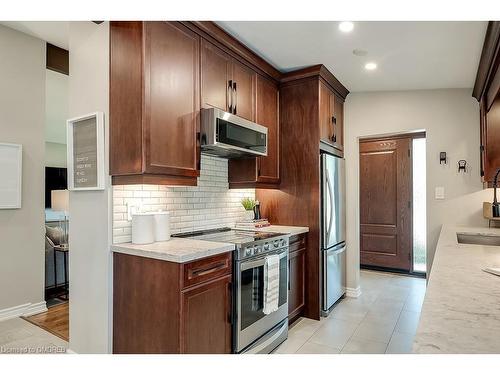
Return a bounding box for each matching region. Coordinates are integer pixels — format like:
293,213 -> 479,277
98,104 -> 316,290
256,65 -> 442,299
331,116 -> 336,143
191,261 -> 227,277
480,145 -> 485,177
228,80 -> 233,114
288,259 -> 291,291
233,81 -> 237,115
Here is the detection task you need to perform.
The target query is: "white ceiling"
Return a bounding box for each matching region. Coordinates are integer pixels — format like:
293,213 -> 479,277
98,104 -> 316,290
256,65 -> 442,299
217,21 -> 488,92
0,21 -> 69,49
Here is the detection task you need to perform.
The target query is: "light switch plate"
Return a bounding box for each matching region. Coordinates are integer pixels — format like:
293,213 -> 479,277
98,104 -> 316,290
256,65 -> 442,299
435,186 -> 445,200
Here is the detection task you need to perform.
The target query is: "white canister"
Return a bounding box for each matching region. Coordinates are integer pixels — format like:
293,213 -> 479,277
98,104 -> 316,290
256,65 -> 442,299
153,211 -> 171,242
131,212 -> 155,244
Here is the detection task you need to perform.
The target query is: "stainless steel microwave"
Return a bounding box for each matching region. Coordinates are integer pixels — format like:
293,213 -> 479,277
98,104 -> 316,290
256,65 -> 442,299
200,108 -> 268,158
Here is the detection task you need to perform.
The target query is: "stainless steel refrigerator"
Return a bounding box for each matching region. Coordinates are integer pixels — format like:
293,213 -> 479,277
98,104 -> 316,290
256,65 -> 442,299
321,152 -> 346,314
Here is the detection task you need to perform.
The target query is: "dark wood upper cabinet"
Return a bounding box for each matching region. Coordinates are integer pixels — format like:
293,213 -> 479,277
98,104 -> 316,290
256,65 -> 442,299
319,81 -> 344,152
110,21 -> 200,186
201,39 -> 232,112
200,39 -> 256,121
473,21 -> 500,184
231,59 -> 256,121
144,22 -> 200,177
256,76 -> 279,183
228,75 -> 279,188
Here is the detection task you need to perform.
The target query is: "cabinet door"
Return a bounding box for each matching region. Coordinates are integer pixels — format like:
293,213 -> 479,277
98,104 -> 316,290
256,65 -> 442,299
144,22 -> 200,177
231,59 -> 256,121
333,94 -> 344,151
485,94 -> 500,182
257,75 -> 280,184
181,275 -> 232,354
288,246 -> 306,321
319,81 -> 334,144
201,39 -> 231,112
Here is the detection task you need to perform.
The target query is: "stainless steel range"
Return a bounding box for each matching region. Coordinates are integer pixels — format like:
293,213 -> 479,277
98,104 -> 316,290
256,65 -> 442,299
173,228 -> 289,354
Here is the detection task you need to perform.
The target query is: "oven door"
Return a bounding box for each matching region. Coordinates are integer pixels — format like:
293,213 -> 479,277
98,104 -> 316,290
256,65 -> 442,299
235,248 -> 288,353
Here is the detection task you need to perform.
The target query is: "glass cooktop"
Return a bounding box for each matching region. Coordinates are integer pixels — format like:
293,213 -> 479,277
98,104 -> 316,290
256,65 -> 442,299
172,227 -> 283,245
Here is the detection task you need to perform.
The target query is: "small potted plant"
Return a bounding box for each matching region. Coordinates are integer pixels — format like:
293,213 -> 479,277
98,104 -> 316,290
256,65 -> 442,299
241,197 -> 256,221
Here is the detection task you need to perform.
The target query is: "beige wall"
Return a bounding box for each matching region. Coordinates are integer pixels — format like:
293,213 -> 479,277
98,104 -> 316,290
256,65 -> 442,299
344,89 -> 485,291
0,25 -> 46,312
68,21 -> 111,353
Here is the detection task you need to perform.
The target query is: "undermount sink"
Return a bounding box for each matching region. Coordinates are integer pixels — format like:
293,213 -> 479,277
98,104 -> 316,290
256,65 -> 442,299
457,233 -> 500,247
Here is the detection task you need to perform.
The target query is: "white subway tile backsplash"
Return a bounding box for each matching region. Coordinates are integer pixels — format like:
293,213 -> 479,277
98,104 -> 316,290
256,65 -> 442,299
112,155 -> 255,244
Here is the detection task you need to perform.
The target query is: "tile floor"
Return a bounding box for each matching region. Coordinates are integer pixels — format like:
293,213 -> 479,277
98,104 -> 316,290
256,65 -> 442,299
0,317 -> 68,354
274,270 -> 426,354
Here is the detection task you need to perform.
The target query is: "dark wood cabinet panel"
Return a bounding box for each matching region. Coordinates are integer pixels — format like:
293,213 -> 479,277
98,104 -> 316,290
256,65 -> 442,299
473,21 -> 500,184
228,74 -> 280,188
113,252 -> 233,354
110,21 -> 199,185
288,234 -> 306,322
201,39 -> 231,112
319,81 -> 334,143
181,275 -> 232,354
231,59 -> 256,121
333,94 -> 344,151
257,76 -> 280,183
144,22 -> 200,177
485,94 -> 500,182
319,81 -> 344,152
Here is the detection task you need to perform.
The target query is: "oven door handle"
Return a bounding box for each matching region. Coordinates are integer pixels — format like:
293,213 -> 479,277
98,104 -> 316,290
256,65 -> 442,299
240,249 -> 288,271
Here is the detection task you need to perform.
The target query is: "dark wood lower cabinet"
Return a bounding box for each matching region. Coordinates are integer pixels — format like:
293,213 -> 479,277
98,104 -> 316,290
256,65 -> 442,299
113,252 -> 233,354
181,274 -> 232,354
288,234 -> 307,322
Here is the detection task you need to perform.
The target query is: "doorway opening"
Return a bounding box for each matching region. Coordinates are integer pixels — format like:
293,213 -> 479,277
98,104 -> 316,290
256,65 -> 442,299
359,132 -> 426,276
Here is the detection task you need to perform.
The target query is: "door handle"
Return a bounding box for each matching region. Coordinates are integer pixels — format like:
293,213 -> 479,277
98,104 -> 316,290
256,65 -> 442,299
233,81 -> 237,115
228,80 -> 233,114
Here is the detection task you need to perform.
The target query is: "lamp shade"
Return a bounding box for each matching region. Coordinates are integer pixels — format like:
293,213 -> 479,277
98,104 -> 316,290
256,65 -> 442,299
51,189 -> 69,212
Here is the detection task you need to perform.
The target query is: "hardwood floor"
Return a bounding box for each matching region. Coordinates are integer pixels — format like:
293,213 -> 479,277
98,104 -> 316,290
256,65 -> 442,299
23,302 -> 69,341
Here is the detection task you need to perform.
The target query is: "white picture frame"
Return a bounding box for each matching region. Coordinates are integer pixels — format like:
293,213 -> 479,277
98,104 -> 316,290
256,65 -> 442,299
0,143 -> 22,209
67,112 -> 105,191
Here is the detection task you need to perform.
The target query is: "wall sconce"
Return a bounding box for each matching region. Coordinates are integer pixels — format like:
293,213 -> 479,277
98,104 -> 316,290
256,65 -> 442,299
458,160 -> 467,173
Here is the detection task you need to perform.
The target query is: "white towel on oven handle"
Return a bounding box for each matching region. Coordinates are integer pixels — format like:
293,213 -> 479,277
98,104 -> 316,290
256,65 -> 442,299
263,254 -> 280,315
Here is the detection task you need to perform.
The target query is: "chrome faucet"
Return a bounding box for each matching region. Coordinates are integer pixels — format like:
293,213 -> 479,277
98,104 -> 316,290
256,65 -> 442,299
493,168 -> 500,218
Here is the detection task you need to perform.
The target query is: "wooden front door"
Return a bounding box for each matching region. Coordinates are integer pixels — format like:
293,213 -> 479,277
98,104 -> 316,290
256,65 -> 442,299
359,137 -> 412,271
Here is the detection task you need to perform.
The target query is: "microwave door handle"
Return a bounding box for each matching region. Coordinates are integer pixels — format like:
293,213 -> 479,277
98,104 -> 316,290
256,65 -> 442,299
233,81 -> 237,115
228,80 -> 233,114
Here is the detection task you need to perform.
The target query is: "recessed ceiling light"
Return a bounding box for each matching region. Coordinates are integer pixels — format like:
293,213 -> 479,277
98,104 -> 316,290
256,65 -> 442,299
365,62 -> 377,71
353,49 -> 367,56
339,22 -> 354,33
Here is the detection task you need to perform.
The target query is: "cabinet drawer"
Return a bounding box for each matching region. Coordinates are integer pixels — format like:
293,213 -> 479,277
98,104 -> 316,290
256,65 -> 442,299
289,234 -> 307,253
182,252 -> 232,288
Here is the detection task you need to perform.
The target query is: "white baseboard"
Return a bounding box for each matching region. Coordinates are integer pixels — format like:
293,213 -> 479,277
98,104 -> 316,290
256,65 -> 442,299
66,349 -> 77,354
345,286 -> 362,298
0,301 -> 47,321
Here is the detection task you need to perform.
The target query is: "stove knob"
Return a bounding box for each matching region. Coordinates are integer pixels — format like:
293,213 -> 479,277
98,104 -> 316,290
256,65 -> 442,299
245,247 -> 252,257
263,243 -> 270,251
273,240 -> 279,248
279,239 -> 286,247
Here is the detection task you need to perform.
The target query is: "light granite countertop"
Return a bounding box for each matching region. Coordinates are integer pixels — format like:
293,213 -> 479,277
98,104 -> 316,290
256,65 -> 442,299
234,225 -> 309,236
111,238 -> 234,263
112,225 -> 308,264
413,225 -> 500,353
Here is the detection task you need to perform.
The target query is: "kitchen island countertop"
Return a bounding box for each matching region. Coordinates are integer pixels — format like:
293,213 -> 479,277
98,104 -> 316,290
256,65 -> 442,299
413,225 -> 500,353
